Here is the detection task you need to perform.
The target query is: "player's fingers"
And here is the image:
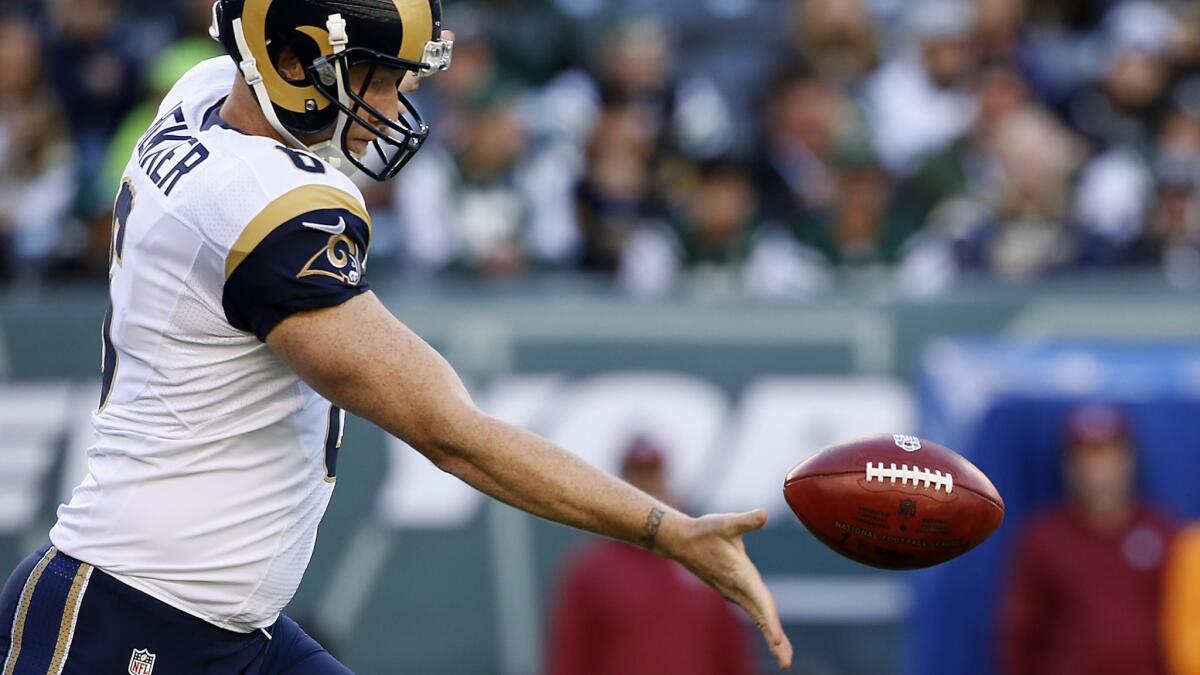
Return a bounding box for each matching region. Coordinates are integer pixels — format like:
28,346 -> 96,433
699,510 -> 790,666
772,629 -> 794,669
733,563 -> 792,669
723,508 -> 768,537
747,571 -> 792,668
714,540 -> 788,667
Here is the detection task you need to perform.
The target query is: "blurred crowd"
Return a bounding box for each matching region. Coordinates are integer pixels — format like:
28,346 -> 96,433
4,0 -> 1200,294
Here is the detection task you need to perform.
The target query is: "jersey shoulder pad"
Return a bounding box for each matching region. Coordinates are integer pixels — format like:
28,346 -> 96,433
157,57 -> 237,120
224,179 -> 369,280
220,176 -> 372,341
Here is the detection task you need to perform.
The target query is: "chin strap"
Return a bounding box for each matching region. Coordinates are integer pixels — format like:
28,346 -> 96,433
318,13 -> 359,177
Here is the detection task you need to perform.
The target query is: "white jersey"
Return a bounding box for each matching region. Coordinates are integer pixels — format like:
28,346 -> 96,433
50,58 -> 372,633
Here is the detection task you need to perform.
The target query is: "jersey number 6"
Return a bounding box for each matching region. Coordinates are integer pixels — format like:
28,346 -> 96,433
99,180 -> 135,411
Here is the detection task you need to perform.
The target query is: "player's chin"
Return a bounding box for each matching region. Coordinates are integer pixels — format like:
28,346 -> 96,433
346,138 -> 370,158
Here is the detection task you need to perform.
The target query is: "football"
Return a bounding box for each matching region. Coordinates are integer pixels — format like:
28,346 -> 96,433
784,434 -> 1004,570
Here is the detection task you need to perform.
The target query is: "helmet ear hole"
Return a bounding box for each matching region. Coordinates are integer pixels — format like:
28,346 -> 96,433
287,28 -> 326,82
276,46 -> 308,84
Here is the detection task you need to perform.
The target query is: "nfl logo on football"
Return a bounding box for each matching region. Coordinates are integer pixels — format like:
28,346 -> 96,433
128,648 -> 156,675
892,434 -> 922,453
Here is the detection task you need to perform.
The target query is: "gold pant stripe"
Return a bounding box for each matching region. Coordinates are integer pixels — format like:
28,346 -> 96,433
1,547 -> 57,675
47,562 -> 93,675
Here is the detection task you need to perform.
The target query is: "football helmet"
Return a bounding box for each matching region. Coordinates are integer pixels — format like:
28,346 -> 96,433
210,0 -> 453,180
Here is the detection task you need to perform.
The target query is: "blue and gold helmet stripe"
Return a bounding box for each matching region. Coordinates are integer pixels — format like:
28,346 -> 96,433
240,0 -> 332,114
392,0 -> 434,63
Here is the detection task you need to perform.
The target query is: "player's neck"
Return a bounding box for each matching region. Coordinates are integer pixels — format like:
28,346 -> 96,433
220,77 -> 291,146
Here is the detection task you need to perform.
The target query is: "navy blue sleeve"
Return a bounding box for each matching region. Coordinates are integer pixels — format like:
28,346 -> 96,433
223,207 -> 371,341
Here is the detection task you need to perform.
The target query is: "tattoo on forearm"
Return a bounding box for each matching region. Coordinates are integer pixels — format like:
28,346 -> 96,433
641,507 -> 665,550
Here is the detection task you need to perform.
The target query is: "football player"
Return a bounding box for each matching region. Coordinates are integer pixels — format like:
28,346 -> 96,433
0,0 -> 793,672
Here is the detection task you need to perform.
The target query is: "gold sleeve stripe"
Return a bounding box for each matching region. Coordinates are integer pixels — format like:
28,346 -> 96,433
225,184 -> 370,279
48,563 -> 93,675
394,0 -> 434,63
2,547 -> 57,675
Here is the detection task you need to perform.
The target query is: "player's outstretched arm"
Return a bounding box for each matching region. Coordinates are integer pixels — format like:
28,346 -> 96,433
268,292 -> 793,669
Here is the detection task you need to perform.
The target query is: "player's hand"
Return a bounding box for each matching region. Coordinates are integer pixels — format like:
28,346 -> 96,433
666,509 -> 793,669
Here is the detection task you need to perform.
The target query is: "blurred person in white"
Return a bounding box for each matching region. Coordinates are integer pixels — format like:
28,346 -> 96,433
1070,1 -> 1178,254
393,23 -> 579,278
999,404 -> 1176,675
397,93 -> 533,277
534,16 -> 734,161
618,158 -> 834,296
863,0 -> 979,174
666,159 -> 762,294
898,105 -> 1105,293
0,14 -> 77,282
888,62 -> 1030,264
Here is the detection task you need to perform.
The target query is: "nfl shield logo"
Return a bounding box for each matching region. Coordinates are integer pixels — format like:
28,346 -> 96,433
899,498 -> 918,519
128,648 -> 155,675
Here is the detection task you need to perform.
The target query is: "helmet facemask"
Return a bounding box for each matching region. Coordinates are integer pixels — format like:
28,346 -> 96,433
308,44 -> 433,181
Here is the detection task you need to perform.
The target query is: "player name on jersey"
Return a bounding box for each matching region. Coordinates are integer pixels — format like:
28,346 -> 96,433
136,104 -> 210,197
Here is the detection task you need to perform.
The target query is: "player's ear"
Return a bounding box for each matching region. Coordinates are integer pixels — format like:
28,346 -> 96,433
399,71 -> 421,94
277,46 -> 305,83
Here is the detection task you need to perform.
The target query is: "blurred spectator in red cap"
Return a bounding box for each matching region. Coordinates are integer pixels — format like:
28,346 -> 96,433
998,404 -> 1177,675
1163,523 -> 1200,675
545,435 -> 754,675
